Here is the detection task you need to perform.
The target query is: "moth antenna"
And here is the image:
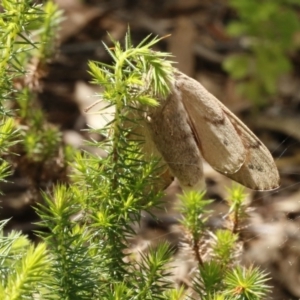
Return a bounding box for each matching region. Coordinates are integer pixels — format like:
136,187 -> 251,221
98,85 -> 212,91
271,135 -> 291,157
84,100 -> 102,113
160,34 -> 172,40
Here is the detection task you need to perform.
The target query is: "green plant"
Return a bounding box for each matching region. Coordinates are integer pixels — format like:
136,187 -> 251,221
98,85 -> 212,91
0,0 -> 47,184
223,0 -> 300,105
0,220 -> 50,300
179,188 -> 270,300
1,0 -> 69,190
0,1 -> 67,298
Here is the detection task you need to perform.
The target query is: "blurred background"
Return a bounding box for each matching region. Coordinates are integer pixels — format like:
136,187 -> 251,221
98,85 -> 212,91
3,0 -> 300,299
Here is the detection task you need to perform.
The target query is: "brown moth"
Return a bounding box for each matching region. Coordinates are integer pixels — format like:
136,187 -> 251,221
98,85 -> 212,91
138,70 -> 280,191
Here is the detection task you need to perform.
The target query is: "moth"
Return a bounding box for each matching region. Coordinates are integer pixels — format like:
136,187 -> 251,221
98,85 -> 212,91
137,70 -> 280,191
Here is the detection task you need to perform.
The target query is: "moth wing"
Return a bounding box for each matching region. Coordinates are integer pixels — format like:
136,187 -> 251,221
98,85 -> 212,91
176,72 -> 246,174
219,106 -> 280,190
176,71 -> 279,191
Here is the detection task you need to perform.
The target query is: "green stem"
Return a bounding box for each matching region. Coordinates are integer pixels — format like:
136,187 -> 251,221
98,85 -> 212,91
111,105 -> 121,191
193,241 -> 204,267
111,52 -> 128,191
232,203 -> 241,234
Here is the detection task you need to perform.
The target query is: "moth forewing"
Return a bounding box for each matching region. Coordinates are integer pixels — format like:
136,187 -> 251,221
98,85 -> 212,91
176,71 -> 280,191
144,85 -> 205,191
176,72 -> 246,175
221,108 -> 280,190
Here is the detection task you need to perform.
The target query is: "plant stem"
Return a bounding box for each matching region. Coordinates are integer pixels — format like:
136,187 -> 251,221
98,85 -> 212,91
193,241 -> 204,267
